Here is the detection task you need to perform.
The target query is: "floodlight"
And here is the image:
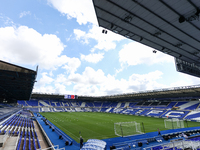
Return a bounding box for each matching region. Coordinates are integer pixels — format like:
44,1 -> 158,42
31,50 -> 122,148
153,50 -> 157,53
179,16 -> 185,23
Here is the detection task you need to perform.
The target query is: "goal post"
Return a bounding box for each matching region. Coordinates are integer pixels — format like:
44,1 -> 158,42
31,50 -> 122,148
164,118 -> 184,129
114,121 -> 143,137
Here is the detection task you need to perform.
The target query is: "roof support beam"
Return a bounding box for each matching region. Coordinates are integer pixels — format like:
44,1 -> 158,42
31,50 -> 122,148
131,0 -> 200,46
95,6 -> 200,63
160,0 -> 200,34
108,0 -> 200,54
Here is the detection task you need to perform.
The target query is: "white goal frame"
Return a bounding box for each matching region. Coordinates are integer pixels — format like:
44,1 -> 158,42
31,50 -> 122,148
164,118 -> 184,129
114,121 -> 143,137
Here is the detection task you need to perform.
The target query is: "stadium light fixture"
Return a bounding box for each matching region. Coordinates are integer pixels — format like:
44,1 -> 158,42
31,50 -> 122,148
125,35 -> 130,38
154,32 -> 161,41
179,16 -> 185,23
102,29 -> 107,34
187,10 -> 200,22
123,15 -> 132,23
139,37 -> 143,41
176,43 -> 183,49
113,30 -> 118,33
154,32 -> 161,37
179,10 -> 200,23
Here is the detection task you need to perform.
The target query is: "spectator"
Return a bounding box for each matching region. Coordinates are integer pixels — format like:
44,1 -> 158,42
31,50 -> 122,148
80,136 -> 83,149
158,128 -> 161,135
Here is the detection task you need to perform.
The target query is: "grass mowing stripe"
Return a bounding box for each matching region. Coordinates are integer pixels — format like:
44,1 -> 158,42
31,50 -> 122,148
53,122 -> 80,140
40,112 -> 200,143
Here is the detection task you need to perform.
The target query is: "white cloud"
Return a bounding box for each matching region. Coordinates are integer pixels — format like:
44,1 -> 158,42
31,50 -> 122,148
73,29 -> 88,44
169,73 -> 200,87
47,0 -> 97,25
68,67 -> 106,85
0,14 -> 14,26
33,72 -> 55,93
81,53 -> 104,63
58,67 -> 166,96
34,85 -> 55,94
73,84 -> 102,96
62,57 -> 81,74
55,74 -> 69,85
82,67 -> 106,84
0,26 -> 69,70
34,67 -> 200,96
54,83 -> 68,94
19,11 -> 31,18
127,70 -> 164,91
74,29 -> 86,40
74,25 -> 125,52
119,42 -> 174,66
37,72 -> 54,86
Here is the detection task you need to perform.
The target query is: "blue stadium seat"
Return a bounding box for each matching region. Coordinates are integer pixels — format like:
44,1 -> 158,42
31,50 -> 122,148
32,134 -> 36,150
23,134 -> 26,150
37,138 -> 41,149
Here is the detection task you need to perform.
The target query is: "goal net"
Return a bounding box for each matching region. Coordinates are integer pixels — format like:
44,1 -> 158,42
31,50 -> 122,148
164,118 -> 184,129
114,121 -> 143,137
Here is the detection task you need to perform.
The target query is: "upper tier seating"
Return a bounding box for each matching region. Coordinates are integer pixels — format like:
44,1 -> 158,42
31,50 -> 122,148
160,110 -> 190,119
102,102 -> 112,107
17,100 -> 200,120
175,101 -> 200,110
184,111 -> 200,120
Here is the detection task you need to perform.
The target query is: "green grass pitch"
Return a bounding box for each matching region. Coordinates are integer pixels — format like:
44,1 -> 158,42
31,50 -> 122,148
40,112 -> 200,143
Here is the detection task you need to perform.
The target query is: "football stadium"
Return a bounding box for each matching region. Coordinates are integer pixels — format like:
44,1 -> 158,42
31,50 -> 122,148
1,0 -> 200,150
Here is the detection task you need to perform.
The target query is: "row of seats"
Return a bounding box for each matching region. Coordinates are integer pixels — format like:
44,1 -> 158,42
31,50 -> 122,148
20,100 -> 199,109
16,127 -> 40,150
31,107 -> 190,119
81,139 -> 106,150
152,138 -> 200,150
0,108 -> 21,122
0,114 -> 35,135
113,130 -> 200,150
15,112 -> 41,150
0,110 -> 42,150
21,100 -> 200,110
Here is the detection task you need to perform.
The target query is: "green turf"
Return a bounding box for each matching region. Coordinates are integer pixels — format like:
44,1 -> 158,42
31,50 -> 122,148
40,112 -> 200,143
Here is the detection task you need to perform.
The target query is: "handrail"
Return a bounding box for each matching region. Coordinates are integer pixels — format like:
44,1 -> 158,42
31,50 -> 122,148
36,119 -> 54,150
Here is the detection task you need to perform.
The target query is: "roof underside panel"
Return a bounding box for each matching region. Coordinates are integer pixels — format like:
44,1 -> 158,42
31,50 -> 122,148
0,61 -> 37,102
93,0 -> 200,66
0,60 -> 36,74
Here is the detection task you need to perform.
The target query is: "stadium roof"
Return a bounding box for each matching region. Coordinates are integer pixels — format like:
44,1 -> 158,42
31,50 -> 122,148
0,60 -> 37,103
31,85 -> 200,101
92,0 -> 200,77
99,85 -> 200,101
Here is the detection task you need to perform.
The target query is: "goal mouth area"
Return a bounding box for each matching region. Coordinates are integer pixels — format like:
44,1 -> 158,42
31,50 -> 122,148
164,118 -> 185,129
114,121 -> 144,137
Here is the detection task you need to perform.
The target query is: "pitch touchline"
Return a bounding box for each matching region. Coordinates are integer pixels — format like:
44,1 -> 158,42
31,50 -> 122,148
54,123 -> 80,140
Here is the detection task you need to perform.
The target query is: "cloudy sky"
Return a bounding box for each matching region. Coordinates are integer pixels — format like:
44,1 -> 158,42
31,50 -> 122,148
0,0 -> 199,96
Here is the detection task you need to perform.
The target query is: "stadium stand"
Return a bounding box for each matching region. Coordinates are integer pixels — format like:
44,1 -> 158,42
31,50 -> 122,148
81,139 -> 106,150
3,65 -> 200,150
18,99 -> 200,126
3,96 -> 200,150
2,0 -> 200,149
17,97 -> 200,150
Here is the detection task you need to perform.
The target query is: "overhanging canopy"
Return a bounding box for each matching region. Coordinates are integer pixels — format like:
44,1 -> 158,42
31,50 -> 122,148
0,60 -> 37,103
93,0 -> 200,77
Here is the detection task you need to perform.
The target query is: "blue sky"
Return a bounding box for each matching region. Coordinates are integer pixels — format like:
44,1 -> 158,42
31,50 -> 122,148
0,0 -> 199,96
